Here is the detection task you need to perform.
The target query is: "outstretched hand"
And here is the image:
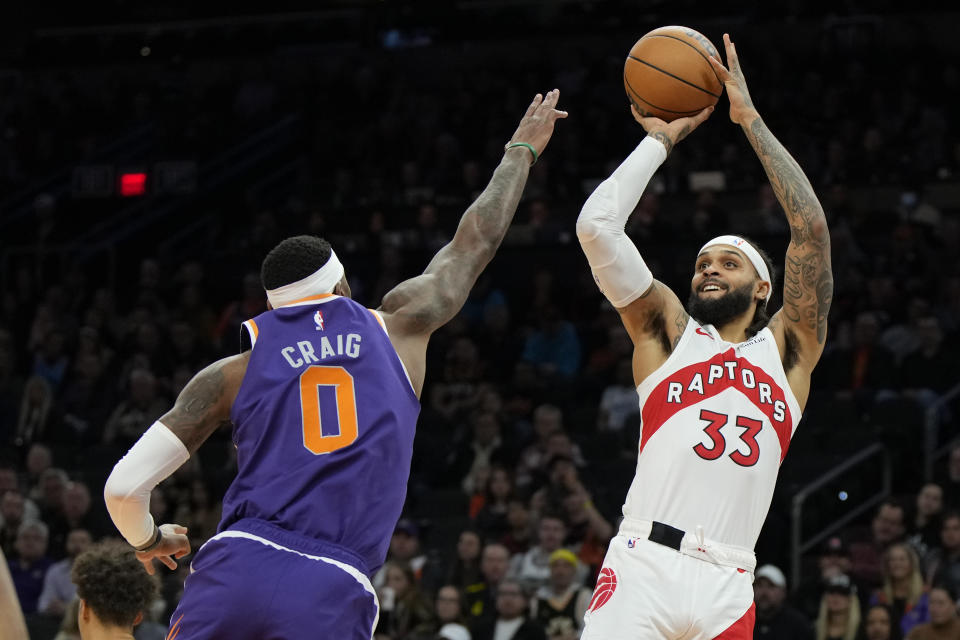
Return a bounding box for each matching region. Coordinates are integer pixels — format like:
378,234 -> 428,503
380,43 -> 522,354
506,89 -> 569,163
708,33 -> 759,126
135,524 -> 191,575
631,104 -> 713,155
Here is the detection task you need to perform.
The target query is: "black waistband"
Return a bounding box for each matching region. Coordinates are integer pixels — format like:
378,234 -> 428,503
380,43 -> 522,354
648,521 -> 685,551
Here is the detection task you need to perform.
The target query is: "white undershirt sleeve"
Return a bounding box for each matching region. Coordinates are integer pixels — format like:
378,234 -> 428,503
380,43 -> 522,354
103,421 -> 190,548
576,136 -> 667,308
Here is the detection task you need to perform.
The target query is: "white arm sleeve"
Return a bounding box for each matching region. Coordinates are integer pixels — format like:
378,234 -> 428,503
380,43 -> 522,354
576,136 -> 667,308
103,421 -> 190,548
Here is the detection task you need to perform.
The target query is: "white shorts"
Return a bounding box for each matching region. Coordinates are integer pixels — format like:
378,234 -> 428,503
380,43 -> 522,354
581,519 -> 756,640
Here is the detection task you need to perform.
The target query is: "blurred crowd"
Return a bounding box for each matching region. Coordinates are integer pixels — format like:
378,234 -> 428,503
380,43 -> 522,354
1,6 -> 960,640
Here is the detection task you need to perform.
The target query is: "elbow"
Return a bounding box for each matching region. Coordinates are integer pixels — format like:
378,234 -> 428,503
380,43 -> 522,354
575,216 -> 601,242
810,216 -> 830,241
103,464 -> 132,510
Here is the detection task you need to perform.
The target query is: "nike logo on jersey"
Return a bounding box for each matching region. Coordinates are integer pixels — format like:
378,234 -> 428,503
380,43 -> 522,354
695,328 -> 713,339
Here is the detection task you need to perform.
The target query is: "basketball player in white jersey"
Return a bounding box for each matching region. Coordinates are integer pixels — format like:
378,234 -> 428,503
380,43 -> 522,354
575,34 -> 833,639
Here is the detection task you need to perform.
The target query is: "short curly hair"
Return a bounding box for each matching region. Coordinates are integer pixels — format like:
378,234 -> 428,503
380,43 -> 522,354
71,541 -> 158,628
260,235 -> 333,290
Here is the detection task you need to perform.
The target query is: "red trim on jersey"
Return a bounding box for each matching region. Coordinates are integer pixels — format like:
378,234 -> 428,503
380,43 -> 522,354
639,348 -> 793,462
711,602 -> 755,639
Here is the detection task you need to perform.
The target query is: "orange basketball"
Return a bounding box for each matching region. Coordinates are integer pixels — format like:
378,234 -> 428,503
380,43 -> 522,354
623,26 -> 723,122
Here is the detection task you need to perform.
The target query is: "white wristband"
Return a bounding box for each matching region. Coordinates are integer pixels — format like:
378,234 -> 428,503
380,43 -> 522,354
104,421 -> 190,548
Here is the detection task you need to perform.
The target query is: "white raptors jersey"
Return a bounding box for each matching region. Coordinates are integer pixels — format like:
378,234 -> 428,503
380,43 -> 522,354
622,317 -> 802,550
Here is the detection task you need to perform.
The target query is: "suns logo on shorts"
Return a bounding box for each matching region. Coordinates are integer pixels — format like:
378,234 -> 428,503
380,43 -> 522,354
588,567 -> 618,612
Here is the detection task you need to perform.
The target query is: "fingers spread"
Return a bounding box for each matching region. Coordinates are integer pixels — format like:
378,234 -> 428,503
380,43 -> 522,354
541,88 -> 560,110
160,555 -> 178,570
141,558 -> 155,575
525,94 -> 543,118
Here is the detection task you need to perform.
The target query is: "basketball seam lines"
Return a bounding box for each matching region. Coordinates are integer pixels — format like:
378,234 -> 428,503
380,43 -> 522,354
640,33 -> 724,89
627,55 -> 722,100
625,77 -> 711,115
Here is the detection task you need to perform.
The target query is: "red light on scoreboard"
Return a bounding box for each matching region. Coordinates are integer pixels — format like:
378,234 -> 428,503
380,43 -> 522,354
119,172 -> 147,197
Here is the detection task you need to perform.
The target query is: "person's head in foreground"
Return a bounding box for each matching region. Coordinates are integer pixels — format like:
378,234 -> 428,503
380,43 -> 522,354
688,235 -> 774,335
260,235 -> 351,307
71,541 -> 158,639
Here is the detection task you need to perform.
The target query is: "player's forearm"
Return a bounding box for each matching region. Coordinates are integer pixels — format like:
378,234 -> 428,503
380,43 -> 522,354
741,116 -> 829,247
576,136 -> 666,307
460,148 -> 532,259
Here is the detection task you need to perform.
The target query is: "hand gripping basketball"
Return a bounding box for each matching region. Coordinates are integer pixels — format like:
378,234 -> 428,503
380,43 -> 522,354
631,103 -> 713,155
505,89 -> 569,164
708,33 -> 760,126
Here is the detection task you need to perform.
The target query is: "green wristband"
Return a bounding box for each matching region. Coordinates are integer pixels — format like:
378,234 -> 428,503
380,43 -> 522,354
505,142 -> 538,165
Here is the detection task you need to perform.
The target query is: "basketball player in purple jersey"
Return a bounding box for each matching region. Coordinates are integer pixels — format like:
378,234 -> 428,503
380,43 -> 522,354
103,90 -> 567,640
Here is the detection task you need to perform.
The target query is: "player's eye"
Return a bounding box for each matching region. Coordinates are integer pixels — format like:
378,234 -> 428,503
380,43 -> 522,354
725,261 -> 736,268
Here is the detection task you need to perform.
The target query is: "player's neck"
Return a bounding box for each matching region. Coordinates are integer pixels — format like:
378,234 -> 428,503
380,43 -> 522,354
82,619 -> 136,640
713,313 -> 754,344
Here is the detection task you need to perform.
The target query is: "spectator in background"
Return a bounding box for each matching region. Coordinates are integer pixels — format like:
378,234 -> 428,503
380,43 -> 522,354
509,513 -> 571,592
900,316 -> 958,407
851,500 -> 907,591
471,578 -> 545,640
1,489 -> 30,556
501,498 -> 534,556
25,444 -> 52,487
38,528 -> 92,617
869,543 -> 930,638
925,511 -> 960,599
530,549 -> 591,636
820,312 -> 896,400
904,586 -> 960,640
49,481 -> 104,558
800,536 -> 856,619
375,519 -> 428,589
521,304 -> 581,380
863,604 -> 895,640
472,466 -> 515,541
7,520 -> 53,613
71,541 -> 161,640
450,412 -> 515,497
375,561 -> 435,640
101,368 -> 167,447
465,543 -> 511,626
445,529 -> 483,593
434,584 -> 471,630
754,564 -> 814,640
910,484 -> 944,557
596,357 -> 640,433
515,405 -> 563,490
814,574 -> 861,640
171,479 -> 221,546
32,467 -> 68,523
15,375 -> 54,445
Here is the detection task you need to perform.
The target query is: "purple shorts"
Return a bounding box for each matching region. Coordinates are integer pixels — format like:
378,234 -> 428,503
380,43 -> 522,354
167,521 -> 378,640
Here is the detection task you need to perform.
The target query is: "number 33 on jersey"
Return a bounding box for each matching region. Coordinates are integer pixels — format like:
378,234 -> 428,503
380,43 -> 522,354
623,318 -> 802,550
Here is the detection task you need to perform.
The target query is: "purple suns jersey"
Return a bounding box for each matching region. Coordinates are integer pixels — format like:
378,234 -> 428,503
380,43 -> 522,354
220,293 -> 420,575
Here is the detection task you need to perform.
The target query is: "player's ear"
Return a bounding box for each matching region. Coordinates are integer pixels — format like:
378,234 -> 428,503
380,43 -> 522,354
756,280 -> 770,302
334,275 -> 352,299
133,611 -> 144,626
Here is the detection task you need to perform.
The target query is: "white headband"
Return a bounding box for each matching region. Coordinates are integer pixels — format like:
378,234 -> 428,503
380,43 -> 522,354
698,235 -> 772,302
266,250 -> 345,308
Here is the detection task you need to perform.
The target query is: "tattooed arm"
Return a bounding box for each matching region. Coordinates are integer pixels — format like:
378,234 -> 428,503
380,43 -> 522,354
379,90 -> 567,396
710,34 -> 832,376
160,353 -> 248,453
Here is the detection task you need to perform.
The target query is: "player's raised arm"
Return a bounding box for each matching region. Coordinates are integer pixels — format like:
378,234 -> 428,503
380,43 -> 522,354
377,90 -> 566,390
710,33 -> 833,371
575,105 -> 712,383
103,353 -> 248,573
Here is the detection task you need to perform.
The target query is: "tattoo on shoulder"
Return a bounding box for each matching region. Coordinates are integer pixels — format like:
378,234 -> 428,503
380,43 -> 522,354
649,132 -> 674,156
163,363 -> 233,450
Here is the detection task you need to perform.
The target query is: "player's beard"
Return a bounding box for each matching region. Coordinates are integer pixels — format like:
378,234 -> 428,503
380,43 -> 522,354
687,281 -> 756,328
